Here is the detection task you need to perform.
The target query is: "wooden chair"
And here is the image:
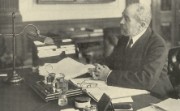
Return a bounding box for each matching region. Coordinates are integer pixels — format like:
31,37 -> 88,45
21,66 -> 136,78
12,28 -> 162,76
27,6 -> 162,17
168,46 -> 180,98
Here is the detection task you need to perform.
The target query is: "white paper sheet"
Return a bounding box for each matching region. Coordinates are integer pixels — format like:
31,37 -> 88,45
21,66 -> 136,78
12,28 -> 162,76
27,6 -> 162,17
34,41 -> 45,46
39,57 -> 95,80
70,78 -> 149,102
137,106 -> 158,111
154,98 -> 180,111
38,48 -> 63,58
137,98 -> 180,111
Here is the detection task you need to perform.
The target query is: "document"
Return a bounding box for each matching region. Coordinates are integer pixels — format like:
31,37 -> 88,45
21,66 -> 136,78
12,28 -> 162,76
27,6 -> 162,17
137,106 -> 158,111
70,78 -> 149,102
154,98 -> 180,111
137,98 -> 180,111
39,57 -> 95,80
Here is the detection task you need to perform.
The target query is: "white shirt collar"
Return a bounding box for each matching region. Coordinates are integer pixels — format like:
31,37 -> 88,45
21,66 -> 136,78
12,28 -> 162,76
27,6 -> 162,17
130,28 -> 147,46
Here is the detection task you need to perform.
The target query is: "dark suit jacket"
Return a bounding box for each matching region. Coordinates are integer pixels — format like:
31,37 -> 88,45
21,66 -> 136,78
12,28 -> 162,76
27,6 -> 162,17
104,28 -> 173,97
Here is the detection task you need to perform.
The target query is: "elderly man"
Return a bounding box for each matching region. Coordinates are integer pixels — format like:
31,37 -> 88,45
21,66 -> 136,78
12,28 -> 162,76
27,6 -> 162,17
93,3 -> 173,97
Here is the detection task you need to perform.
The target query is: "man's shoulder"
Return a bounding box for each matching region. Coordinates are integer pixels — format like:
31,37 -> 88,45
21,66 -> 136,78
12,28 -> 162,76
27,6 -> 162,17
146,30 -> 168,55
148,30 -> 167,46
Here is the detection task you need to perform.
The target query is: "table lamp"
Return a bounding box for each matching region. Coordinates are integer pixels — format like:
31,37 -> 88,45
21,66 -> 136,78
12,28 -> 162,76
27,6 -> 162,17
2,12 -> 54,84
4,12 -> 23,84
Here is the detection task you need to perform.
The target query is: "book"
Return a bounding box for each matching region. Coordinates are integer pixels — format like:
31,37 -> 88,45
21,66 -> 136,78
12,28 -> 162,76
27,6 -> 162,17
70,78 -> 149,102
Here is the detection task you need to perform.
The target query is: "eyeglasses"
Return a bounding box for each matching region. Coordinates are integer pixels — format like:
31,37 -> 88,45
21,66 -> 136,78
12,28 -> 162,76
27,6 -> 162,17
77,80 -> 97,88
45,64 -> 54,74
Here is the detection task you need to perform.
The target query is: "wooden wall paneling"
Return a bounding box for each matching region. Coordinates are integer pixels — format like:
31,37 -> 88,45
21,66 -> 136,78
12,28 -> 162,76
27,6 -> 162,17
160,23 -> 172,47
0,0 -> 121,68
175,0 -> 180,45
21,18 -> 121,66
0,0 -> 30,68
152,0 -> 176,47
0,0 -> 22,33
22,18 -> 121,35
161,0 -> 172,11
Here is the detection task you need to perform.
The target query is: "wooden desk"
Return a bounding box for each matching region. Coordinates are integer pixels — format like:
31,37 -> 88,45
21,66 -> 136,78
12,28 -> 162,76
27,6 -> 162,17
0,68 -> 162,111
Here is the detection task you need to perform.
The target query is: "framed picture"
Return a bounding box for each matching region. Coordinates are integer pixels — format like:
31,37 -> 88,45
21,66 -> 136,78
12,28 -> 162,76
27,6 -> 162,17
37,0 -> 115,4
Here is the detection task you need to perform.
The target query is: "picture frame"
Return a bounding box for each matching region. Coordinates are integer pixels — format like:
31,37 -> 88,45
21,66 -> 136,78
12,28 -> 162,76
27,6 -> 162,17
37,0 -> 115,4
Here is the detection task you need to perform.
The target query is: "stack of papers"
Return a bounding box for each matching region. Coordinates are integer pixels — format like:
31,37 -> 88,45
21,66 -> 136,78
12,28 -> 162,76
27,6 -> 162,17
34,40 -> 61,58
34,41 -> 46,46
39,57 -> 94,80
60,44 -> 76,55
70,78 -> 149,102
137,98 -> 180,111
34,40 -> 76,58
37,49 -> 63,58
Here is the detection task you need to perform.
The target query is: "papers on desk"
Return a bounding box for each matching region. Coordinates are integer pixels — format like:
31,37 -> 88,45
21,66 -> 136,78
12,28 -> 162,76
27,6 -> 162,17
137,98 -> 180,111
34,41 -> 46,46
38,49 -> 63,58
137,106 -> 158,111
34,40 -> 76,58
39,57 -> 95,80
61,108 -> 79,111
70,78 -> 149,102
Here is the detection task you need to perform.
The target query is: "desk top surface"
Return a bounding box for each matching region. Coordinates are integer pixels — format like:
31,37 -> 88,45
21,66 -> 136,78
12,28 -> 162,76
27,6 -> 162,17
0,68 -> 162,111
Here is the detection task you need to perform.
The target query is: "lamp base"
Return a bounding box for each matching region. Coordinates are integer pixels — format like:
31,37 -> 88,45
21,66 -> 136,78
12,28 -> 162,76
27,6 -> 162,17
5,71 -> 23,84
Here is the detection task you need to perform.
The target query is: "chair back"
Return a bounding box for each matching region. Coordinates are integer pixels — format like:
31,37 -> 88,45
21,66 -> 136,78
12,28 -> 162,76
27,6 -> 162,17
168,47 -> 180,86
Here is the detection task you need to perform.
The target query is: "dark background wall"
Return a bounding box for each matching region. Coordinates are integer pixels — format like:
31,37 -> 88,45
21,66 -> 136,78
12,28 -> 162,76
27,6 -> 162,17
0,0 -> 122,68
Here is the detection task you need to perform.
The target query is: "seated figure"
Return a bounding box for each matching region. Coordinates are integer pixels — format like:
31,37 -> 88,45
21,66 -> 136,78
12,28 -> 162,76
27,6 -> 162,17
91,3 -> 173,98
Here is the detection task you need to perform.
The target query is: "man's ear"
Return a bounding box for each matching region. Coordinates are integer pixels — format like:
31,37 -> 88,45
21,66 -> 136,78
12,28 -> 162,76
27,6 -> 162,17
140,22 -> 146,27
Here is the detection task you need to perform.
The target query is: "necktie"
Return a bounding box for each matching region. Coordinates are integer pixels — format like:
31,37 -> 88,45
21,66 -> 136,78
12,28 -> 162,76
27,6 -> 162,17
126,38 -> 133,49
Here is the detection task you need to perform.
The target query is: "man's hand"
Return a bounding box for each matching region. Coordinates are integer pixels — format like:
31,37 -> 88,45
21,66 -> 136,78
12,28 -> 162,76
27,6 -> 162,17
93,63 -> 111,81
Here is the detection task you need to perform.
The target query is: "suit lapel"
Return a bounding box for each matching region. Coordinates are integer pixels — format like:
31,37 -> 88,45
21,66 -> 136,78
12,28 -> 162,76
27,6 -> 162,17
128,28 -> 152,52
124,28 -> 153,67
